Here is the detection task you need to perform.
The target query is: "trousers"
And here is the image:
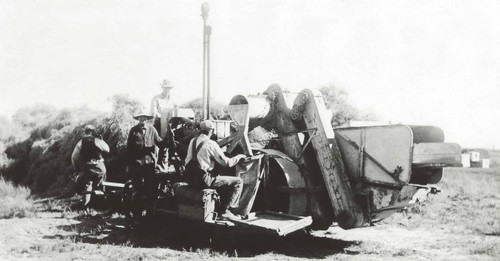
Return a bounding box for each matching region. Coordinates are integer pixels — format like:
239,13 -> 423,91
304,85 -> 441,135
209,175 -> 243,212
129,163 -> 156,217
154,117 -> 169,174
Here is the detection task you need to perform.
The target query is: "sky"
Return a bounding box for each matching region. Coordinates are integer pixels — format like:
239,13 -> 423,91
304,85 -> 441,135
0,0 -> 499,149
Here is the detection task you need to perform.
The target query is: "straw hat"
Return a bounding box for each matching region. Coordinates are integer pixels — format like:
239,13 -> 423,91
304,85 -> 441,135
161,79 -> 174,89
133,109 -> 154,120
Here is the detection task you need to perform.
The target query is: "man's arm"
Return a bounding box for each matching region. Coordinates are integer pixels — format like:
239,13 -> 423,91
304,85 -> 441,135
150,95 -> 160,118
71,140 -> 82,170
95,139 -> 110,154
209,142 -> 245,168
126,128 -> 134,163
184,138 -> 195,164
152,127 -> 164,147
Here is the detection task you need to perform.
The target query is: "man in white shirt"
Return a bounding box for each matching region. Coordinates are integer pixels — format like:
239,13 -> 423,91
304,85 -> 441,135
184,120 -> 246,220
150,79 -> 176,174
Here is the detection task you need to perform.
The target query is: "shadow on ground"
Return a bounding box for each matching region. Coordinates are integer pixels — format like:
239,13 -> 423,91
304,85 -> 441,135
53,212 -> 356,258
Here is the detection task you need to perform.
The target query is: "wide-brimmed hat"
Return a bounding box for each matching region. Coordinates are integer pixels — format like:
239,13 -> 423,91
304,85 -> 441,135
133,110 -> 154,120
161,79 -> 174,89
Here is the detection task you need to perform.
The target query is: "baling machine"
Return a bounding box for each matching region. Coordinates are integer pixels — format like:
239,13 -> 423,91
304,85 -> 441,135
117,85 -> 461,236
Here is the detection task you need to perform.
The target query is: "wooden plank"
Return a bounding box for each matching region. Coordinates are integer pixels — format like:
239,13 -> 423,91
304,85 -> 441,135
231,211 -> 313,236
102,181 -> 125,188
295,89 -> 365,229
263,85 -> 336,229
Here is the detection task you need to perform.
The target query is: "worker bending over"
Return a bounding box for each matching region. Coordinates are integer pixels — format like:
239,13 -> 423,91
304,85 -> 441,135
71,125 -> 110,209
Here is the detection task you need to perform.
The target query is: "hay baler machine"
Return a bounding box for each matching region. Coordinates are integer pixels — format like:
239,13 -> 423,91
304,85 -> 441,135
210,84 -> 461,231
107,85 -> 460,236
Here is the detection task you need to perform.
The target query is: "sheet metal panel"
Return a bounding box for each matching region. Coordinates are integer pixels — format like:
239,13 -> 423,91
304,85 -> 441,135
413,143 -> 462,166
335,124 -> 413,185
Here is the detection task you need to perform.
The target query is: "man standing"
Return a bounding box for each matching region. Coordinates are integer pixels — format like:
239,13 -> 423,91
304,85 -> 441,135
184,120 -> 246,220
151,79 -> 176,174
71,125 -> 110,209
126,110 -> 164,219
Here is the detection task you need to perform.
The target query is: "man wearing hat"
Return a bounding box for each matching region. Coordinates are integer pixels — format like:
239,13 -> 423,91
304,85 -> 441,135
184,120 -> 246,220
126,110 -> 165,219
71,125 -> 110,209
150,79 -> 177,174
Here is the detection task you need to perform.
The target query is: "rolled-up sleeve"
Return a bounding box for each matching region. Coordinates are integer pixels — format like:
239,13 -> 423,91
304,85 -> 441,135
95,139 -> 110,154
71,140 -> 82,170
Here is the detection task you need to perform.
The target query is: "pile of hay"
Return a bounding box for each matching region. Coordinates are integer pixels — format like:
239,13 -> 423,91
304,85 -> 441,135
0,94 -> 142,197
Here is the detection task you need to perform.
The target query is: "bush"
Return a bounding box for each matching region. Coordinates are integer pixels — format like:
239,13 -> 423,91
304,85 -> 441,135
319,84 -> 377,127
0,177 -> 35,218
0,94 -> 143,197
181,98 -> 230,120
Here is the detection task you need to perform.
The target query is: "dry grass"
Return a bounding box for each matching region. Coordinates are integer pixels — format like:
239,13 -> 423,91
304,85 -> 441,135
342,167 -> 500,259
1,166 -> 499,260
0,177 -> 36,218
386,168 -> 500,235
345,241 -> 417,258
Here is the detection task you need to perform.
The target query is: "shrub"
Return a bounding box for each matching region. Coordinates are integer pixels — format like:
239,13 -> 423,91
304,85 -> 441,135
0,177 -> 35,218
319,84 -> 377,127
0,94 -> 143,197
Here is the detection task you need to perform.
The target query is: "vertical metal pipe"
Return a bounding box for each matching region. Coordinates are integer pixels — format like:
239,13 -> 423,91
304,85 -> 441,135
202,20 -> 207,120
206,25 -> 211,120
201,3 -> 209,120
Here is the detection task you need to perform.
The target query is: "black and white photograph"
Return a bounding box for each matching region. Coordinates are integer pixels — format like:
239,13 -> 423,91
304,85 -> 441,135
0,1 -> 499,260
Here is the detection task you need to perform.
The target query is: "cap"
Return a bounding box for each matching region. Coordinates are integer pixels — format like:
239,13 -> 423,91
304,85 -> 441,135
161,79 -> 174,89
200,120 -> 215,131
83,125 -> 96,132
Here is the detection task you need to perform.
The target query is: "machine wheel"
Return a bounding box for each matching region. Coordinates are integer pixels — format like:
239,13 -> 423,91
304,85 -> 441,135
427,169 -> 443,184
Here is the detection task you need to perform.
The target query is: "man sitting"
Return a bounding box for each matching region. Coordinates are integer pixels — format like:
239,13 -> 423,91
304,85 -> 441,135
184,120 -> 246,220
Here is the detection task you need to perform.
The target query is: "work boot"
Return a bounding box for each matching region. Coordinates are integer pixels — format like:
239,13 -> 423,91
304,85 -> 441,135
219,210 -> 241,221
70,201 -> 85,212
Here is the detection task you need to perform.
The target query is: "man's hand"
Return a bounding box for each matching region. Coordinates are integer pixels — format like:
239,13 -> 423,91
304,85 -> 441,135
71,172 -> 79,182
235,154 -> 247,163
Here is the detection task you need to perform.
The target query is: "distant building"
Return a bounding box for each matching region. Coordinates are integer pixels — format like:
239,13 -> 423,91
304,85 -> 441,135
462,149 -> 490,168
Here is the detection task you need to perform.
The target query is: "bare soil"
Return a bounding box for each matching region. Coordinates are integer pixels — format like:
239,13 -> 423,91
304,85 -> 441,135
0,168 -> 499,260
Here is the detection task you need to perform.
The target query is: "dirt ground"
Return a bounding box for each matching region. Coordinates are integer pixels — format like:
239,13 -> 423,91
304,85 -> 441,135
0,168 -> 499,260
0,211 -> 498,261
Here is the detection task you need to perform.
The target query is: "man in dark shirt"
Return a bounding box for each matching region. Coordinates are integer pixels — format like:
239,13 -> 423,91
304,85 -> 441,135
71,125 -> 110,208
126,110 -> 164,219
